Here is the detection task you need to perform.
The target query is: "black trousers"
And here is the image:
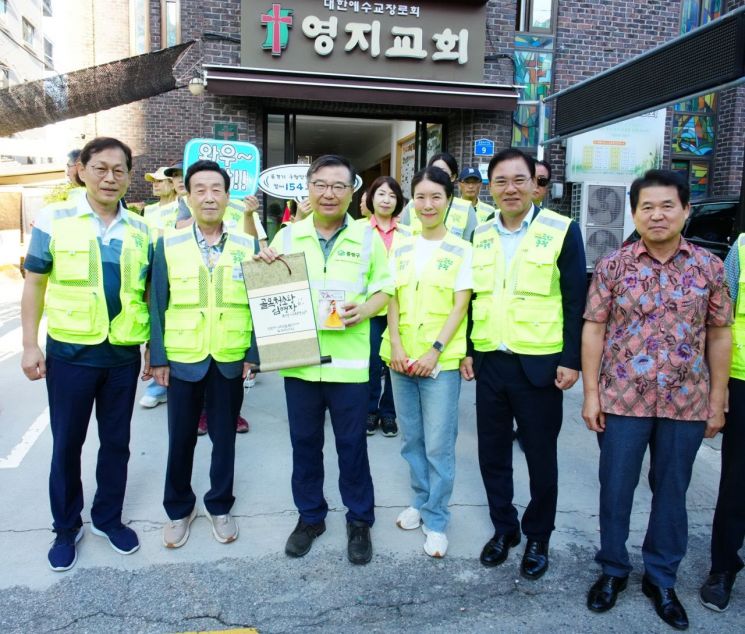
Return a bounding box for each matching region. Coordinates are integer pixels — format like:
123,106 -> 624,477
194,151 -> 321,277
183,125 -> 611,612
710,377 -> 745,574
46,356 -> 139,532
476,351 -> 563,542
163,360 -> 244,520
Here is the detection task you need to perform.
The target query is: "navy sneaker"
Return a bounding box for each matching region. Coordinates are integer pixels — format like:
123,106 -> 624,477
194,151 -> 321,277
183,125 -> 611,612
48,526 -> 84,572
90,523 -> 140,555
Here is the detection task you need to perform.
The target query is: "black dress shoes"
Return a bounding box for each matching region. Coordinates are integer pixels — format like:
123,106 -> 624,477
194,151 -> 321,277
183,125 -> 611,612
699,571 -> 736,612
641,575 -> 689,630
587,573 -> 628,612
347,520 -> 372,565
520,540 -> 549,579
479,531 -> 520,567
285,519 -> 326,557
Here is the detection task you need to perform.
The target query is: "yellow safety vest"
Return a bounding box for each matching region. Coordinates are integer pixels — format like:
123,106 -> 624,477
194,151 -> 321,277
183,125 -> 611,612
471,208 -> 571,355
46,206 -> 150,346
274,214 -> 380,383
146,199 -> 180,238
163,225 -> 254,363
380,232 -> 469,370
404,196 -> 473,239
474,199 -> 498,224
731,234 -> 745,380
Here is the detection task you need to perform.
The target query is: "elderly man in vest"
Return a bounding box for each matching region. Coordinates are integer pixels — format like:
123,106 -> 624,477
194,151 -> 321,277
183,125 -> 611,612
21,137 -> 151,571
460,148 -> 586,580
257,154 -> 392,565
149,160 -> 257,549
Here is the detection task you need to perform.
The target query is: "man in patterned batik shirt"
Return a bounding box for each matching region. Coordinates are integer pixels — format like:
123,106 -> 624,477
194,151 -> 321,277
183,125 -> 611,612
581,170 -> 732,630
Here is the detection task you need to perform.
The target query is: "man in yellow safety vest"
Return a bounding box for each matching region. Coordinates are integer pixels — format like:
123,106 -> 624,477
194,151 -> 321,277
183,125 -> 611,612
460,148 -> 586,581
21,136 -> 151,571
256,154 -> 392,566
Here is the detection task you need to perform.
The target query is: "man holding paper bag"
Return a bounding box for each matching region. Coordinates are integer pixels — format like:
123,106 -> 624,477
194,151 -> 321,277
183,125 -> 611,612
256,155 -> 392,565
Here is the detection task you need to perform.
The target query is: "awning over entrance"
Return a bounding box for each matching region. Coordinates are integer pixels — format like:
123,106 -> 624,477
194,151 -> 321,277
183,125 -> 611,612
204,65 -> 519,112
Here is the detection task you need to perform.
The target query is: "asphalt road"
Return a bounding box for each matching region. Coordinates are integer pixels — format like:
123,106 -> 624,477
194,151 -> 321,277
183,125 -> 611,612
0,268 -> 741,633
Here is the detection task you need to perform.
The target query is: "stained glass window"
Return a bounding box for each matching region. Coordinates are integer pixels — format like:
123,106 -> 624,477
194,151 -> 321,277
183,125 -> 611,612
512,37 -> 553,150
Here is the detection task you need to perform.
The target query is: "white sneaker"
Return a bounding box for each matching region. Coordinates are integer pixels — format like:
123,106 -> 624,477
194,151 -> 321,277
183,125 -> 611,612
423,528 -> 448,558
396,506 -> 421,530
139,393 -> 167,408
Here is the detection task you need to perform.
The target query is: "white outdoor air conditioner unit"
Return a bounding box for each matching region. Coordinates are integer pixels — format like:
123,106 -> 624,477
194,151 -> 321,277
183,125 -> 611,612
571,182 -> 634,272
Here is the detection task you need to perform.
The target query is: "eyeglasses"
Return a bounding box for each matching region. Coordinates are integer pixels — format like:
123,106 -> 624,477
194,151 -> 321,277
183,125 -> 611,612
88,164 -> 129,181
66,163 -> 77,168
309,180 -> 351,195
536,177 -> 550,187
491,176 -> 531,190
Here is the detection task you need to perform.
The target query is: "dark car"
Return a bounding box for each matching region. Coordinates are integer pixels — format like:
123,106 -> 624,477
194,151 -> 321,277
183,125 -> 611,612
623,197 -> 739,261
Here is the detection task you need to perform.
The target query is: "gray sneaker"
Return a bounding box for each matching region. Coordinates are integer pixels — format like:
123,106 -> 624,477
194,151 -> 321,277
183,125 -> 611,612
163,507 -> 197,548
205,509 -> 238,543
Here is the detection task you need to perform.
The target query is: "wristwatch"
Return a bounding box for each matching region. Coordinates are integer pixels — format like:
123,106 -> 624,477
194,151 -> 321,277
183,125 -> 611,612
432,340 -> 444,353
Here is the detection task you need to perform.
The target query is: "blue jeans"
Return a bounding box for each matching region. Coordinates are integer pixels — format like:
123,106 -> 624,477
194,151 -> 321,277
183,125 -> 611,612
145,379 -> 167,399
390,368 -> 461,532
368,315 -> 396,418
596,415 -> 705,587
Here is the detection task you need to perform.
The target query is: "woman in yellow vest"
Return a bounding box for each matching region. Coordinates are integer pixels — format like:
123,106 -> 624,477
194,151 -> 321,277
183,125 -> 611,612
380,166 -> 473,558
363,176 -> 406,438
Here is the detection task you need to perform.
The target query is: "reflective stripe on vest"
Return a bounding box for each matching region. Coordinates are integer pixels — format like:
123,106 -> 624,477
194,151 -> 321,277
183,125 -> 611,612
46,207 -> 150,346
732,234 -> 745,380
470,208 -> 570,355
163,226 -> 253,363
277,216 -> 374,383
380,232 -> 469,370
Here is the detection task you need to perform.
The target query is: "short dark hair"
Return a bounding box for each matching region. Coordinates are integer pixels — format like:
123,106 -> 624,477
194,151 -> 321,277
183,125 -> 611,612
79,137 -> 132,171
67,149 -> 81,163
427,152 -> 458,178
630,169 -> 689,211
307,154 -> 356,185
535,159 -> 552,181
365,176 -> 404,216
487,149 -> 535,181
411,166 -> 454,199
184,160 -> 231,193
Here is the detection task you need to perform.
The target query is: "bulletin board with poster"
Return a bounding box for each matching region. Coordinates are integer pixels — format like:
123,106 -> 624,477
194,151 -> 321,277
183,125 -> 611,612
396,124 -> 444,198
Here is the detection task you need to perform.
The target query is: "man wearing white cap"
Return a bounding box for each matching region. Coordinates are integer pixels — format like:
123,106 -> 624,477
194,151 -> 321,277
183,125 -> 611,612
143,167 -> 177,228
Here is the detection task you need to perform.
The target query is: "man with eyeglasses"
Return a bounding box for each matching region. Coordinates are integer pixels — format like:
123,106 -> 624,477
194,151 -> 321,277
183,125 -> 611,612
460,148 -> 586,581
533,160 -> 552,207
21,137 -> 151,571
257,154 -> 392,566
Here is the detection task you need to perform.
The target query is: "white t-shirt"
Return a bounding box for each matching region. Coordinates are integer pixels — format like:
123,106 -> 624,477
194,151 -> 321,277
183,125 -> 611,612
390,236 -> 473,291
